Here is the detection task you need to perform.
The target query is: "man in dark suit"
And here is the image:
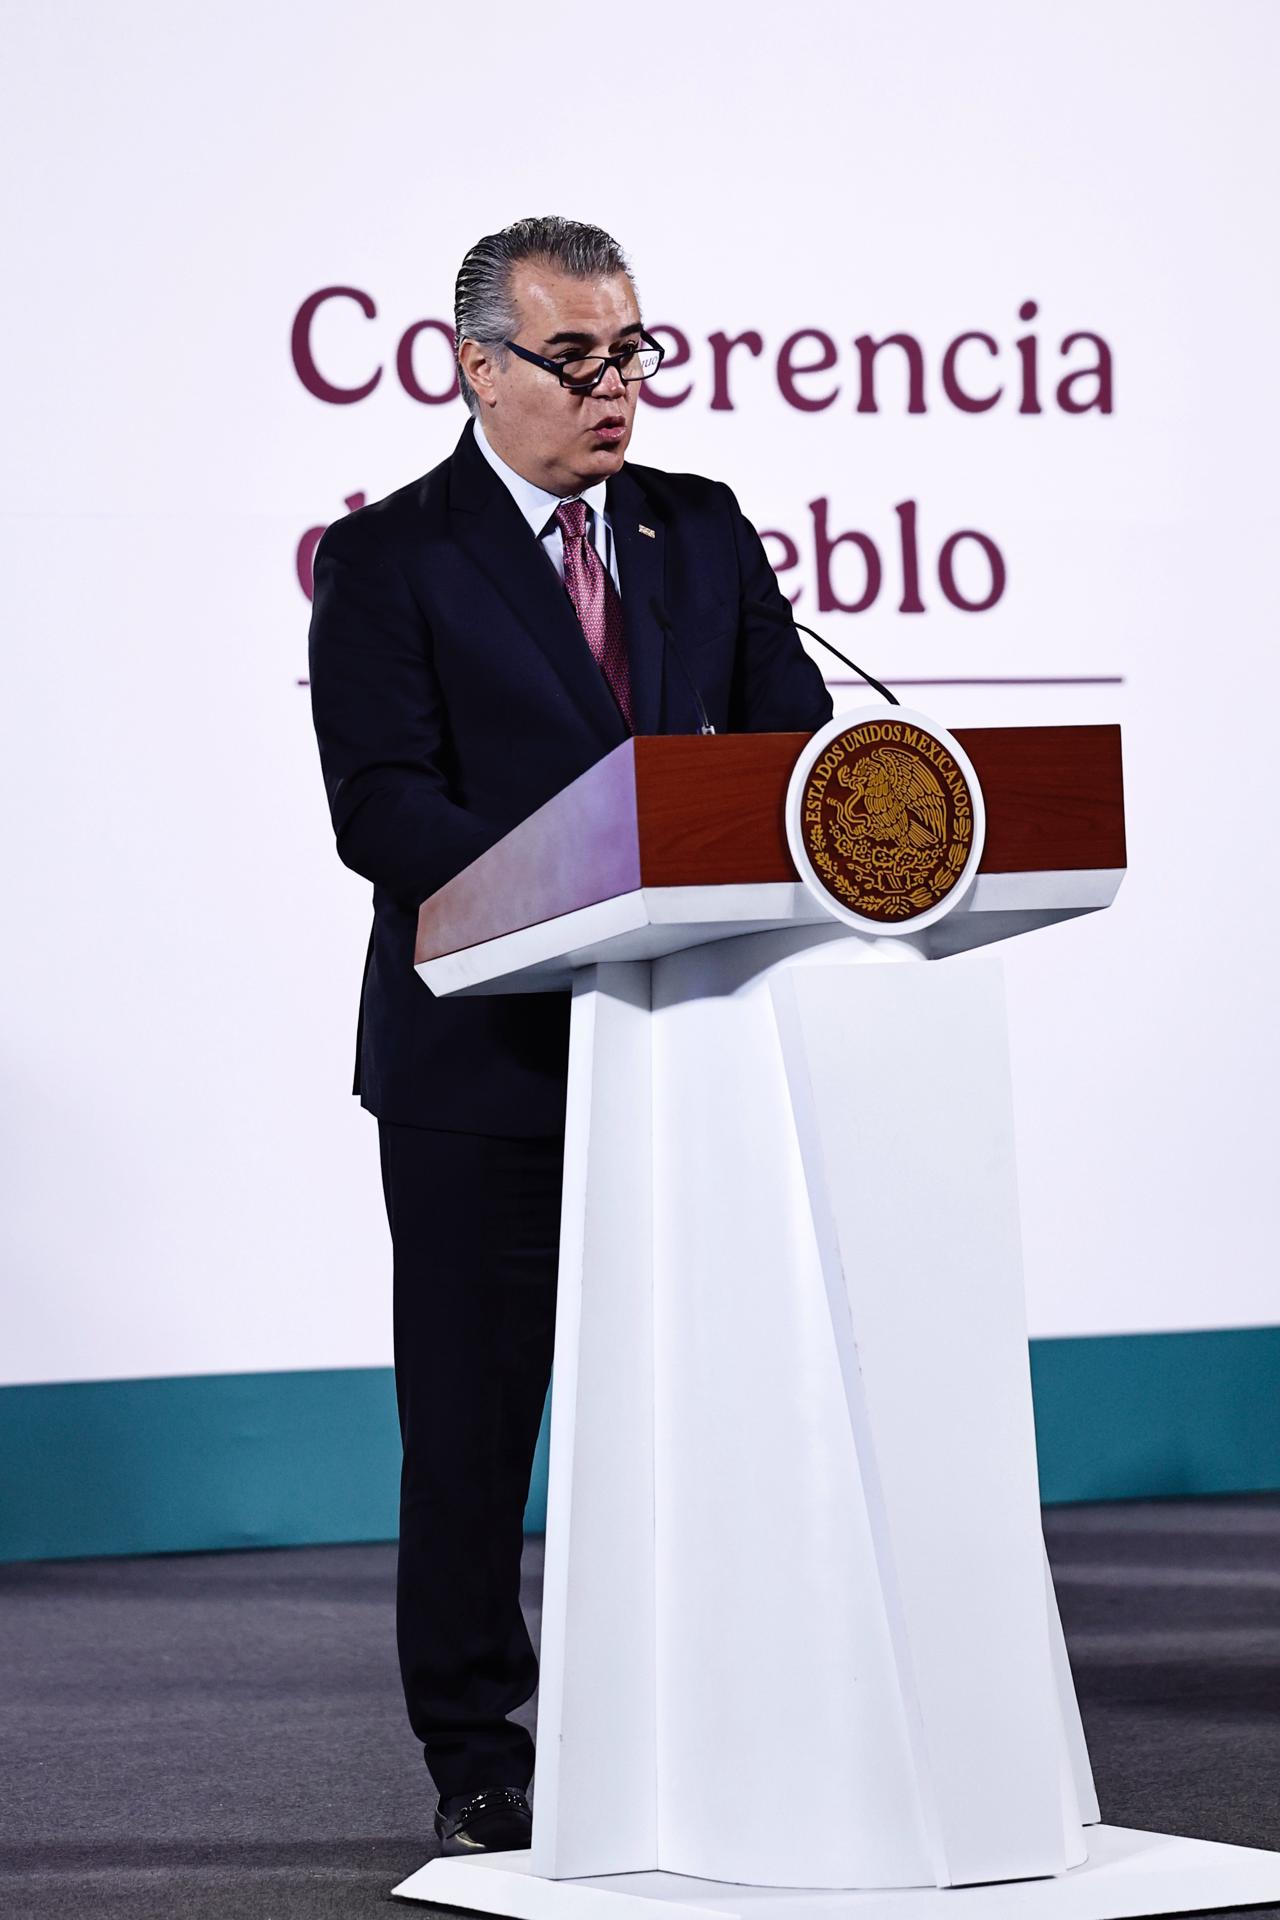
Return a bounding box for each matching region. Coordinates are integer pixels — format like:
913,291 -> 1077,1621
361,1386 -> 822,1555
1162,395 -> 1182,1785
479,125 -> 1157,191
308,216 -> 831,1855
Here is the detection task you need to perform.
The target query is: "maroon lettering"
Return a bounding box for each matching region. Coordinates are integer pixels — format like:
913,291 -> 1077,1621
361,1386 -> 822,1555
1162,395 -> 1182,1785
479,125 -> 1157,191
708,329 -> 764,411
291,287 -> 381,404
1057,331 -> 1114,414
938,530 -> 1006,611
637,324 -> 693,409
895,500 -> 925,613
777,329 -> 839,413
1016,299 -> 1041,415
941,332 -> 1002,413
811,498 -> 882,613
396,320 -> 459,405
854,333 -> 926,414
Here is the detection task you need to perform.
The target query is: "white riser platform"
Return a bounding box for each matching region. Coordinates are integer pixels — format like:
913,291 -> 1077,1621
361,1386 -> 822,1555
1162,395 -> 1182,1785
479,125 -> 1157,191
394,1824 -> 1280,1919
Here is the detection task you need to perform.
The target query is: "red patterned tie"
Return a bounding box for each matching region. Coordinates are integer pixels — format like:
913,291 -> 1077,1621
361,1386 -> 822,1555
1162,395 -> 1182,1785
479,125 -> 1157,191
555,499 -> 633,730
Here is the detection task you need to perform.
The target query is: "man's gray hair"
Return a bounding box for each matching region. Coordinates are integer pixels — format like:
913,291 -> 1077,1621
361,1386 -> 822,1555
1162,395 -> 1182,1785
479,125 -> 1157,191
454,215 -> 636,415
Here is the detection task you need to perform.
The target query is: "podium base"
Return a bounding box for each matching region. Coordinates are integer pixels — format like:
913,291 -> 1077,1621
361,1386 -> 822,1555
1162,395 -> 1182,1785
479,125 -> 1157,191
392,1826 -> 1280,1920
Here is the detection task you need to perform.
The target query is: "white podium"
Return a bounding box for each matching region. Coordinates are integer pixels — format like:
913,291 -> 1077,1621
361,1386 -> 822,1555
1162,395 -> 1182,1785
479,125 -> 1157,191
393,729 -> 1280,1920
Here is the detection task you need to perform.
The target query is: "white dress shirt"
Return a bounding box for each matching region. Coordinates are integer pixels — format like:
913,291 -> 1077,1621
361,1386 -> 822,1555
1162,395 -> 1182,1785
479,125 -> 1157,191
473,418 -> 621,595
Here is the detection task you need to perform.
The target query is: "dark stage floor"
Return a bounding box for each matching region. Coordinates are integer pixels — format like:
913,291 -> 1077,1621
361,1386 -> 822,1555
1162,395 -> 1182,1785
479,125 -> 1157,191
2,1497 -> 1278,1917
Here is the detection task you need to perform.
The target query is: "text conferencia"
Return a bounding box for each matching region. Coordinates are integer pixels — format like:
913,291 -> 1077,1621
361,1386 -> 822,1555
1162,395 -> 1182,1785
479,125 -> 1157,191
290,288 -> 1114,419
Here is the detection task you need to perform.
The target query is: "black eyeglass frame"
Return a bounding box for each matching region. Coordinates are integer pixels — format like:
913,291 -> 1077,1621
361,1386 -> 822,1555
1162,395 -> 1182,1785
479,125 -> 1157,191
502,328 -> 666,392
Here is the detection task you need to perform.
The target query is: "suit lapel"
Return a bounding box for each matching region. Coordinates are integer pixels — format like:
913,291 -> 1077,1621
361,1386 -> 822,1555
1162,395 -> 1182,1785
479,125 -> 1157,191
607,465 -> 667,737
447,423 -> 627,743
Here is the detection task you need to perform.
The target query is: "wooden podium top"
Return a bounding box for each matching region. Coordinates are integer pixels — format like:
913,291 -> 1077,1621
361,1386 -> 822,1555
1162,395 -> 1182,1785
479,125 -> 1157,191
416,727 -> 1125,974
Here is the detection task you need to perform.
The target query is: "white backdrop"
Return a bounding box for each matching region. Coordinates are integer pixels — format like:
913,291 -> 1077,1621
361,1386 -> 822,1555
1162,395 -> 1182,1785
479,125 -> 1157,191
3,0 -> 1277,1389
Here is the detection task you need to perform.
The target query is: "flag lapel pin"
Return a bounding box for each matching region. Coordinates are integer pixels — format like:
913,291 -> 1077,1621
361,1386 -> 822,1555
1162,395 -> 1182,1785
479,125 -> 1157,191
639,523 -> 656,538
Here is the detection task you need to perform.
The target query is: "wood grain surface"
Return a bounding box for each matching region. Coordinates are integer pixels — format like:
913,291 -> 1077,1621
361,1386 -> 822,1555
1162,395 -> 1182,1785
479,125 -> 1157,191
959,724 -> 1126,875
416,725 -> 1126,962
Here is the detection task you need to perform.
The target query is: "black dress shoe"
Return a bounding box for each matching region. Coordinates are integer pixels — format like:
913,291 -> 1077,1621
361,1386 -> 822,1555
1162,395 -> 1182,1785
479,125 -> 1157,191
434,1785 -> 533,1856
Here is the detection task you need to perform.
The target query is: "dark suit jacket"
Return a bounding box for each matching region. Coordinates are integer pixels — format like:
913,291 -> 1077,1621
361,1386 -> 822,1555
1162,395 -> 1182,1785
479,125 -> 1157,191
307,419 -> 832,1135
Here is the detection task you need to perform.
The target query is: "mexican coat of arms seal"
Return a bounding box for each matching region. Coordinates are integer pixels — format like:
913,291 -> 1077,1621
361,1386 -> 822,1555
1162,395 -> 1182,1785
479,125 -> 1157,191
785,709 -> 986,933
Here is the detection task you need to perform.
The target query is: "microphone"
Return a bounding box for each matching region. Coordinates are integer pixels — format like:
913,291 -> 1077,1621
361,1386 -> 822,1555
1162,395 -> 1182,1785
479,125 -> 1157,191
745,598 -> 899,708
651,598 -> 716,735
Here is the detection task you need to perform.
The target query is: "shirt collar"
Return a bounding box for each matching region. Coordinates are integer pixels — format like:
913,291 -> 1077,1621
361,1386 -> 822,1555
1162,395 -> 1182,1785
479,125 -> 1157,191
473,418 -> 609,538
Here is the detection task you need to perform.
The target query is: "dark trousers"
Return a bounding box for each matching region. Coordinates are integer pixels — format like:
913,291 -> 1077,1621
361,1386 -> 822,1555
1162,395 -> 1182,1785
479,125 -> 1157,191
377,1120 -> 563,1799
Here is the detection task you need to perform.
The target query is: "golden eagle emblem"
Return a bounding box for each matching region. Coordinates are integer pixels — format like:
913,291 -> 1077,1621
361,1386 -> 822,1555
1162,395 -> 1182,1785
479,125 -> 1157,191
832,747 -> 948,854
794,719 -> 977,925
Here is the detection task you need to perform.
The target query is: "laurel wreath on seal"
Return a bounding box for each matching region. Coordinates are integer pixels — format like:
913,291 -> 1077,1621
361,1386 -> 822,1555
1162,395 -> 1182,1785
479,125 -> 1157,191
811,831 -> 970,916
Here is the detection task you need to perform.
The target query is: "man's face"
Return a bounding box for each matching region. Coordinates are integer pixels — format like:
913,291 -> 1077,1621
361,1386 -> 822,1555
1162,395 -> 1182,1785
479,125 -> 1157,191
465,262 -> 643,496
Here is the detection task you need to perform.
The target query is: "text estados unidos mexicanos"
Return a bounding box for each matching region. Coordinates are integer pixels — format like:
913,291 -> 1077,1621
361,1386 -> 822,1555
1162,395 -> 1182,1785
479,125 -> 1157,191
804,724 -> 972,834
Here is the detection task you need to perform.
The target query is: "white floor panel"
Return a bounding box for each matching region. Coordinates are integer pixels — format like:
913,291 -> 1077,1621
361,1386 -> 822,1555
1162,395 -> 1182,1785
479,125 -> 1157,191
393,1825 -> 1280,1919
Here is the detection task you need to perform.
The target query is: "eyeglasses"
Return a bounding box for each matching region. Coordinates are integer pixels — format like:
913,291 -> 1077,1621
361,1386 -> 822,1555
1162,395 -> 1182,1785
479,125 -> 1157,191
503,329 -> 666,394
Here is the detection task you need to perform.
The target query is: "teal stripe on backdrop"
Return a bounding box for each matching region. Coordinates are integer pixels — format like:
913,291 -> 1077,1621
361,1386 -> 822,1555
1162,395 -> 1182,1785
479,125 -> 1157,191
1,1327 -> 1278,1562
0,1370 -> 414,1563
1029,1326 -> 1280,1504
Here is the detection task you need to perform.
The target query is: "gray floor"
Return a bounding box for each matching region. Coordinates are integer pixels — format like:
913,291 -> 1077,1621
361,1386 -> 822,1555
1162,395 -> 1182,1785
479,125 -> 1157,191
1,1498 -> 1278,1917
